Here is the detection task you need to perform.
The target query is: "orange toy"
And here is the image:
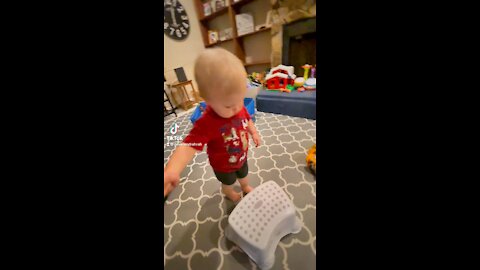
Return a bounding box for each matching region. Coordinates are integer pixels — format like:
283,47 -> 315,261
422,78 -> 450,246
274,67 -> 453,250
306,144 -> 316,174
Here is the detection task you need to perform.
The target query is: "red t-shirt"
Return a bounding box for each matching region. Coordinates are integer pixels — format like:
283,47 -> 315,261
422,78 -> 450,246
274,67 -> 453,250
183,105 -> 251,173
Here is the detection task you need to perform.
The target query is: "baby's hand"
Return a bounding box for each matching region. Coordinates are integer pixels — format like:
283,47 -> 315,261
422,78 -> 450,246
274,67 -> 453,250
252,132 -> 261,147
164,170 -> 180,197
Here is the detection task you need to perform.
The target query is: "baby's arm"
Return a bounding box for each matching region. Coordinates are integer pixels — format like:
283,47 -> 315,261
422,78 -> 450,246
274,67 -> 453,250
247,119 -> 261,147
164,145 -> 198,197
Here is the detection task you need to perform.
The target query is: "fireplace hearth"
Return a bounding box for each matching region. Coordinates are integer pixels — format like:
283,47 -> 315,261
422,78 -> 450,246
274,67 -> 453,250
282,18 -> 316,76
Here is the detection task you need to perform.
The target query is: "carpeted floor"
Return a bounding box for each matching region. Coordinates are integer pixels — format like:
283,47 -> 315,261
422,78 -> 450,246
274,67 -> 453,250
164,109 -> 316,270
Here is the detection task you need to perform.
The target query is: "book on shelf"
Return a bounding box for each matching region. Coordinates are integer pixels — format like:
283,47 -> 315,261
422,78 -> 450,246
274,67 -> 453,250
216,0 -> 226,10
210,0 -> 216,12
219,28 -> 233,41
203,2 -> 212,16
211,0 -> 225,12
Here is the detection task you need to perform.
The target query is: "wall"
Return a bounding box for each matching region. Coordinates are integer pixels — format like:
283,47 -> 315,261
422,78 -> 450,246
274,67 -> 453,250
164,0 -> 205,106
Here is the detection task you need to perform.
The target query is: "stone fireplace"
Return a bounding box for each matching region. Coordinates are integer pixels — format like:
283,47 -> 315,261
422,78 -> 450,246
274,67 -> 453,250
268,0 -> 316,72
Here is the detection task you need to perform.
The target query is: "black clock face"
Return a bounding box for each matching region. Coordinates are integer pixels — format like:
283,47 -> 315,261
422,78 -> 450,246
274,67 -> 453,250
164,0 -> 190,40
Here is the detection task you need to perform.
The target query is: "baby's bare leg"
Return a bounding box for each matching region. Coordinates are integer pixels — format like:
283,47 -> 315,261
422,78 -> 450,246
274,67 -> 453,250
222,184 -> 241,202
238,177 -> 254,193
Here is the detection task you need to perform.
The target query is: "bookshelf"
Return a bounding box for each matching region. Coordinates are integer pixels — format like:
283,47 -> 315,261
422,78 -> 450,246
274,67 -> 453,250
244,60 -> 271,67
199,6 -> 228,21
205,37 -> 234,47
193,0 -> 272,72
237,26 -> 271,38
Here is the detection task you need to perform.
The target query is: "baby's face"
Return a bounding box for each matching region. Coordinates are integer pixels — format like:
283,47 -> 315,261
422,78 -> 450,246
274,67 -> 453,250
206,90 -> 244,118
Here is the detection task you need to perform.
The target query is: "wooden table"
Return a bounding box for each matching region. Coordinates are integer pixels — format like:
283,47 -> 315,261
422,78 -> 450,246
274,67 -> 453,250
168,80 -> 201,110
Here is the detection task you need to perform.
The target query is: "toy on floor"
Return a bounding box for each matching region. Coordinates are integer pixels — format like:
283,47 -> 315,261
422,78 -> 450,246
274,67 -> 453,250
302,64 -> 316,90
248,72 -> 266,87
265,64 -> 297,91
306,144 -> 316,174
301,64 -> 312,80
294,77 -> 305,88
225,181 -> 302,270
264,64 -> 317,92
304,80 -> 316,90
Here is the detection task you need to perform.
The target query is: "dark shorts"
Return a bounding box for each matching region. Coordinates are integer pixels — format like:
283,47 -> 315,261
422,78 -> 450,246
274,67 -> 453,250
213,161 -> 248,185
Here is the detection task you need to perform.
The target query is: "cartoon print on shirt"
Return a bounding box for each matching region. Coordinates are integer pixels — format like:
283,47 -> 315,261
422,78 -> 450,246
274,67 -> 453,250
222,127 -> 240,142
240,130 -> 248,151
241,119 -> 248,130
239,152 -> 246,162
229,155 -> 237,163
221,133 -> 230,142
222,132 -> 234,142
225,145 -> 241,154
220,118 -> 249,165
231,128 -> 239,140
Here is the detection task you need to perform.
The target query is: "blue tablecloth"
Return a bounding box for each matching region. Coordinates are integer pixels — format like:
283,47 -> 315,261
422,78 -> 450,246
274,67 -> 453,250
256,90 -> 316,120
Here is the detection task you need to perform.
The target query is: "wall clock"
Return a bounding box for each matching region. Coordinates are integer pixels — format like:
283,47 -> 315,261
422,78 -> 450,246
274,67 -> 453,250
164,0 -> 190,40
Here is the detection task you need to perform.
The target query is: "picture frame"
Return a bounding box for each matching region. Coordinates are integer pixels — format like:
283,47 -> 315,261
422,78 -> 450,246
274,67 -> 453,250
235,13 -> 254,36
203,2 -> 212,16
214,0 -> 225,11
219,28 -> 233,41
223,28 -> 233,39
219,30 -> 226,41
219,31 -> 226,41
210,0 -> 218,12
208,30 -> 219,44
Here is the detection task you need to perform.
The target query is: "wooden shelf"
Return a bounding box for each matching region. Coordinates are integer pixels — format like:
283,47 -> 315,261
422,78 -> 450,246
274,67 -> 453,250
231,0 -> 256,9
194,0 -> 271,71
206,37 -> 234,47
244,60 -> 270,67
238,26 -> 271,38
200,6 -> 229,22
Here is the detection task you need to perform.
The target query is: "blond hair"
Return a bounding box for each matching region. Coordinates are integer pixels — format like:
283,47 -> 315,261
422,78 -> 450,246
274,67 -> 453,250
194,48 -> 247,100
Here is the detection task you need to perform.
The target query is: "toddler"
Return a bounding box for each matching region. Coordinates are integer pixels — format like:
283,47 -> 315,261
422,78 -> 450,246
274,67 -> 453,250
164,48 -> 261,202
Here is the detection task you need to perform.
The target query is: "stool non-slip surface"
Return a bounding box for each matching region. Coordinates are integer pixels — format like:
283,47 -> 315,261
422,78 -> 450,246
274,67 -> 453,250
227,181 -> 303,269
229,181 -> 296,249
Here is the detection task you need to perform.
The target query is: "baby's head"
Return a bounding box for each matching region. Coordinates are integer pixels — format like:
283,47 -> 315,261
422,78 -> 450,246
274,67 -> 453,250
194,48 -> 247,118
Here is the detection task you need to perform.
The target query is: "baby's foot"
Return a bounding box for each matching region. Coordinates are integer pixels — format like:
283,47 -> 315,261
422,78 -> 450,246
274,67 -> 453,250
223,189 -> 242,203
242,185 -> 254,194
